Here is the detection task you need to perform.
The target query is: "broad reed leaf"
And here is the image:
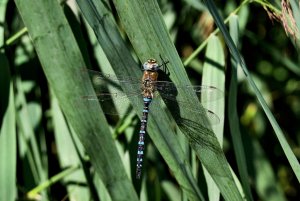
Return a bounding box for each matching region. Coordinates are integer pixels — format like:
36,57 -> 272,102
201,35 -> 225,201
0,2 -> 16,200
51,94 -> 91,201
0,54 -> 16,201
14,0 -> 138,200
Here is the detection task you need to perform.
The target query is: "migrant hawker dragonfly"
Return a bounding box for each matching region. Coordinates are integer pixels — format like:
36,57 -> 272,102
81,58 -> 223,179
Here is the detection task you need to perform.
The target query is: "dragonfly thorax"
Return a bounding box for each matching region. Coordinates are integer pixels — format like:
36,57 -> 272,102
143,59 -> 160,71
142,70 -> 158,98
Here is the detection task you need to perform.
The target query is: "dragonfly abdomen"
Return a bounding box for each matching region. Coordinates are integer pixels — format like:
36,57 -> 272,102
136,97 -> 152,179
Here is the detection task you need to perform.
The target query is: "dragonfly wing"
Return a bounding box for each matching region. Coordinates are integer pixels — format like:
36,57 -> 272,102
80,68 -> 142,83
185,85 -> 224,103
154,81 -> 222,127
161,98 -> 220,126
177,117 -> 221,152
79,69 -> 143,115
81,92 -> 143,115
155,81 -> 224,102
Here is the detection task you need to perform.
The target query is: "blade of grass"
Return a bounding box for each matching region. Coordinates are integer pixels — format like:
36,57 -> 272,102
201,35 -> 225,201
14,0 -> 139,200
252,139 -> 287,201
0,2 -> 16,200
0,0 -> 8,45
51,93 -> 91,201
15,76 -> 46,185
203,0 -> 300,182
161,181 -> 181,201
3,27 -> 27,48
0,54 -> 17,201
27,165 -> 79,199
228,15 -> 254,201
184,0 -> 206,11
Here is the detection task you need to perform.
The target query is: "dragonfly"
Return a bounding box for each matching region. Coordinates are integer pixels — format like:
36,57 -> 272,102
81,58 -> 223,179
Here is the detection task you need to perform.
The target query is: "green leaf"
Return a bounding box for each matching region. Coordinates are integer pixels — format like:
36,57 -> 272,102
51,93 -> 91,201
16,76 -> 45,187
201,35 -> 225,201
252,140 -> 287,201
0,54 -> 17,201
228,14 -> 254,201
0,4 -> 16,201
14,0 -> 138,200
27,165 -> 79,199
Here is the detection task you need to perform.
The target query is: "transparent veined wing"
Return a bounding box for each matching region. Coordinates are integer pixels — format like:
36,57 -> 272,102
79,69 -> 143,115
155,81 -> 224,103
154,81 -> 224,126
80,68 -> 142,83
79,69 -> 223,126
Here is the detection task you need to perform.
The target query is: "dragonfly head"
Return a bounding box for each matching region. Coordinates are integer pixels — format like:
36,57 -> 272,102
143,59 -> 159,71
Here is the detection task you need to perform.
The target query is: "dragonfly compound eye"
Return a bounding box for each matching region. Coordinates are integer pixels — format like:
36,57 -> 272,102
147,58 -> 157,63
143,59 -> 159,71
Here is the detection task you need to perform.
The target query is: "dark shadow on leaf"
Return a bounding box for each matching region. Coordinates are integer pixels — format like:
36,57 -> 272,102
176,118 -> 222,155
204,56 -> 224,71
0,53 -> 10,129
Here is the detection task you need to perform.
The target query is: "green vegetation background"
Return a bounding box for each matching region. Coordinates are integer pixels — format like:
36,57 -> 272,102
0,0 -> 299,201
